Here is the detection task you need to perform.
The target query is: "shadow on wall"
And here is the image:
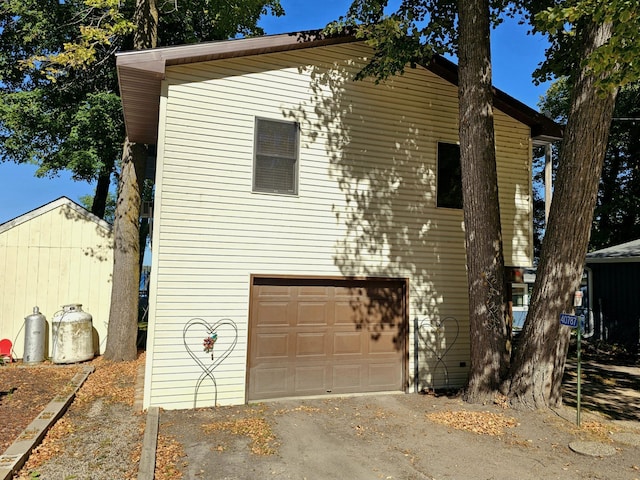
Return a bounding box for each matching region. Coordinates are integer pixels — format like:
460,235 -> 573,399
59,203 -> 113,263
282,47 -> 529,390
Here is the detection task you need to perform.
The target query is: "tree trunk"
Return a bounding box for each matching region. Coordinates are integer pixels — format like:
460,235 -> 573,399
91,167 -> 112,219
104,140 -> 147,361
458,0 -> 510,403
104,0 -> 157,361
508,21 -> 618,409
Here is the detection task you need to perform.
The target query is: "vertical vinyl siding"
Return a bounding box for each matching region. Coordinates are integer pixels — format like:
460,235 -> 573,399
145,43 -> 533,408
0,202 -> 113,359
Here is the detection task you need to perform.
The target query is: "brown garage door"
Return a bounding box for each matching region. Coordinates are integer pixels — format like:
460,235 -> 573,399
247,277 -> 407,401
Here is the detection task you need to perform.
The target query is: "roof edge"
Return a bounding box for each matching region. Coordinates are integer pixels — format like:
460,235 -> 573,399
117,29 -> 563,144
0,196 -> 113,234
116,30 -> 357,71
424,55 -> 563,141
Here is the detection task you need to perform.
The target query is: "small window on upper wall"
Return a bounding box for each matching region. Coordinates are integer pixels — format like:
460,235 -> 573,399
253,118 -> 299,195
437,142 -> 462,209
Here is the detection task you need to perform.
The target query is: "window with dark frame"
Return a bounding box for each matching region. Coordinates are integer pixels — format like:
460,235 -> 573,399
253,118 -> 299,195
437,142 -> 462,209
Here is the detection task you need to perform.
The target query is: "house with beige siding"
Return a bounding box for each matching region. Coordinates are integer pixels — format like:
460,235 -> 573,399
116,31 -> 561,410
0,197 -> 113,360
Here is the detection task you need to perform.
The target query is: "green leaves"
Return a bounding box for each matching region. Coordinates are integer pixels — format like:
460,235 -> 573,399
532,0 -> 640,93
0,0 -> 285,202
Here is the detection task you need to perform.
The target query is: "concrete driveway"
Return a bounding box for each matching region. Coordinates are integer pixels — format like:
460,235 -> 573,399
159,390 -> 640,480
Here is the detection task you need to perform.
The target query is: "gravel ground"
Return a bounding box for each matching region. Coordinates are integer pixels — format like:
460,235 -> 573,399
16,399 -> 144,480
13,356 -> 145,480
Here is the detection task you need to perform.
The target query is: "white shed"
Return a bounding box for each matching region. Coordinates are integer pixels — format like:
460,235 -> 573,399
0,196 -> 113,360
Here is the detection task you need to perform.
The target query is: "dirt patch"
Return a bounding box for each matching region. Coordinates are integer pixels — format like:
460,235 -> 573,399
0,363 -> 81,453
11,354 -> 145,480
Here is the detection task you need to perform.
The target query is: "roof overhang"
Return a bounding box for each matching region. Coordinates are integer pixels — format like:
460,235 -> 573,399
117,30 -> 563,145
585,239 -> 640,263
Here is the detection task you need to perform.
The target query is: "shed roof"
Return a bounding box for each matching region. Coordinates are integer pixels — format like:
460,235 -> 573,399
0,196 -> 112,234
116,30 -> 563,145
586,239 -> 640,263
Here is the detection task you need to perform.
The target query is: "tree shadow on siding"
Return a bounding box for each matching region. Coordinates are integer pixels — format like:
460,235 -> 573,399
281,46 -> 502,391
59,201 -> 114,263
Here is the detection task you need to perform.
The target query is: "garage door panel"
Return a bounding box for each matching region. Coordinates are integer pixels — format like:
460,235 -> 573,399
256,285 -> 292,297
249,278 -> 405,401
332,365 -> 362,390
296,333 -> 327,357
334,301 -> 361,325
335,286 -> 365,298
369,331 -> 400,354
368,363 -> 402,388
294,366 -> 327,393
298,286 -> 331,298
254,302 -> 290,327
333,331 -> 364,355
252,367 -> 288,396
297,302 -> 330,325
254,333 -> 289,359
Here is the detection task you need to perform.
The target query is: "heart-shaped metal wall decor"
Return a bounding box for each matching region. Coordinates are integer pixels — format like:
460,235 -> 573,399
183,317 -> 238,408
419,316 -> 459,390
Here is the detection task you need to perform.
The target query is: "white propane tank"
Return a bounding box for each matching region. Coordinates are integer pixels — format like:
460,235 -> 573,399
52,304 -> 94,364
23,306 -> 46,364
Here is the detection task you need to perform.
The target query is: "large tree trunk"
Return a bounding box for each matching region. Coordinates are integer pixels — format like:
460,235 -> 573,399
91,166 -> 112,219
104,140 -> 147,360
104,0 -> 157,361
508,21 -> 617,409
458,0 -> 510,403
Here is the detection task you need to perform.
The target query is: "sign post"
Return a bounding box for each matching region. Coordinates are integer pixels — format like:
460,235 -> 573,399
559,312 -> 581,426
559,291 -> 584,427
576,315 -> 582,426
574,291 -> 583,427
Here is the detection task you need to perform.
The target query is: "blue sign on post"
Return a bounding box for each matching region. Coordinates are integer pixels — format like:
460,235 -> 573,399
559,313 -> 578,328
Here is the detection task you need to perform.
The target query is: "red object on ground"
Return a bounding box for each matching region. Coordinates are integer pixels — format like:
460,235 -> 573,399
0,338 -> 13,362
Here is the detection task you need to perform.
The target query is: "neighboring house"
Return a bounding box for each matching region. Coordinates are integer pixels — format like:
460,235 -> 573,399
116,31 -> 562,409
0,197 -> 113,360
586,239 -> 640,352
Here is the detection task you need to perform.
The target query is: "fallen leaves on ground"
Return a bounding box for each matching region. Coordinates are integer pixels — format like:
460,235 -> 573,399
426,410 -> 518,436
569,420 -> 620,443
14,352 -> 145,478
273,405 -> 321,415
0,363 -> 81,453
154,433 -> 185,480
202,414 -> 278,455
74,355 -> 138,406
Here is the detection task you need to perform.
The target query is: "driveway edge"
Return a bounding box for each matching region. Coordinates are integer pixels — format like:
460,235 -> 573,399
137,406 -> 159,480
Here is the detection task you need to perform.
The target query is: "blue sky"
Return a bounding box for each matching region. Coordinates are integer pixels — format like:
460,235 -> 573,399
0,1 -> 551,225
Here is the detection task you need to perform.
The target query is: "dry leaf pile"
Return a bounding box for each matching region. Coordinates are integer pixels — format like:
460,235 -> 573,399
568,420 -> 619,443
154,434 -> 185,480
74,355 -> 139,406
273,405 -> 321,415
426,410 -> 518,436
202,414 -> 278,455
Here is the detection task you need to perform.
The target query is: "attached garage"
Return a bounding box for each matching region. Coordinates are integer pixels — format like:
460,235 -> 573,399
120,32 -> 556,409
247,277 -> 408,401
